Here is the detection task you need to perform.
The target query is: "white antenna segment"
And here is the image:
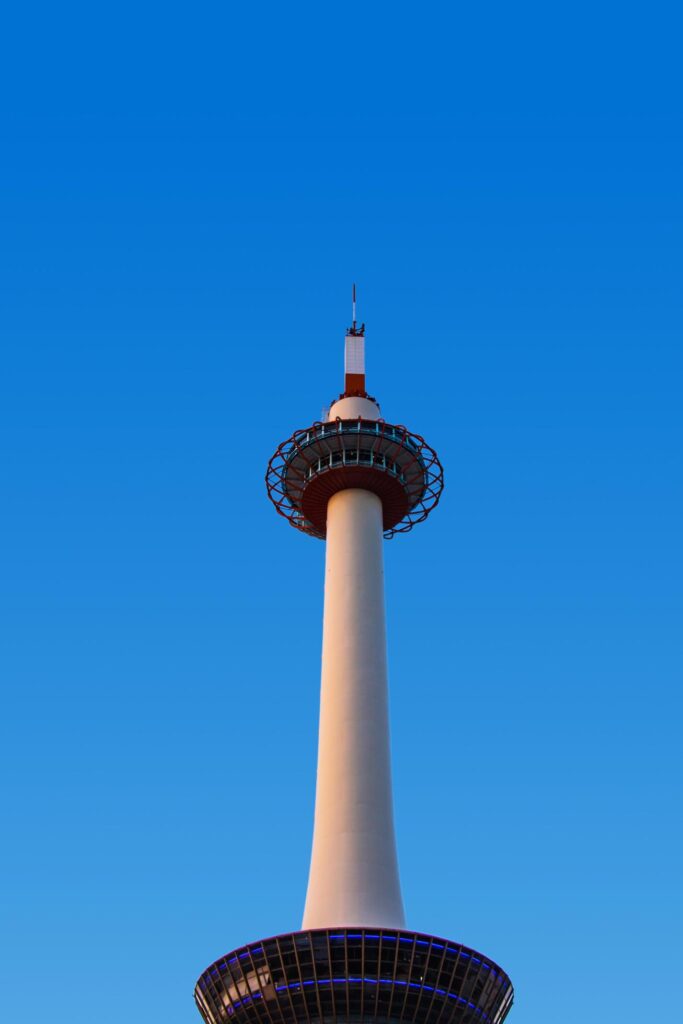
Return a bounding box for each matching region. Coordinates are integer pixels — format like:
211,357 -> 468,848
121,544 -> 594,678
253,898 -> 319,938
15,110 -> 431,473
345,334 -> 365,377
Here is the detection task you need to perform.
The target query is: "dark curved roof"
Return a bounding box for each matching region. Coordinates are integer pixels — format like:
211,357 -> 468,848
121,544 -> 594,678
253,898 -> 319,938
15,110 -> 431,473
195,928 -> 513,1024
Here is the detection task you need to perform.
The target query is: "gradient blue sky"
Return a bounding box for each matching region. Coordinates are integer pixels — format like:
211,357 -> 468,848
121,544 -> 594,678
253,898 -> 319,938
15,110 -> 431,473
1,4 -> 681,1023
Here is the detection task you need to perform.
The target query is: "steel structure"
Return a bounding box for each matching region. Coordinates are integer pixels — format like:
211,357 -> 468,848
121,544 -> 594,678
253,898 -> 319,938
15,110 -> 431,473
196,930 -> 513,1024
195,310 -> 514,1024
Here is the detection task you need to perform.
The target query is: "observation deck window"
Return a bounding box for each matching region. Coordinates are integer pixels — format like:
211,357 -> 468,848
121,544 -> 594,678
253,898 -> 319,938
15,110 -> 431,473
302,449 -> 406,484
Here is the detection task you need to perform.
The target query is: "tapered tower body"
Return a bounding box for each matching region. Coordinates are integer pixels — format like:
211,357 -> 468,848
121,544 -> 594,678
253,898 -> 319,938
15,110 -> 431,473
195,310 -> 514,1024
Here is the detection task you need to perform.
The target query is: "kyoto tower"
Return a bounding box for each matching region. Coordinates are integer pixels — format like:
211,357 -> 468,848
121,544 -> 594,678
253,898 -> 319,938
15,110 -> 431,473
194,295 -> 514,1024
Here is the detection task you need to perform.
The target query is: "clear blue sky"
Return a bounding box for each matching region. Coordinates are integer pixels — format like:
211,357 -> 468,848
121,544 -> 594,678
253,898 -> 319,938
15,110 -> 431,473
1,3 -> 681,1023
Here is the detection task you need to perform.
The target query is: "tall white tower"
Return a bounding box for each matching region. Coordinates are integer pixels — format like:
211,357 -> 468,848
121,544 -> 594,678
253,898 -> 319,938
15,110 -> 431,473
195,306 -> 514,1024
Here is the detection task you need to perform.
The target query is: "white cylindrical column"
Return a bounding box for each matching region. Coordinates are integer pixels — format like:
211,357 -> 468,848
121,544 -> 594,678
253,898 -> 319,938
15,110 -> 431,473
302,488 -> 406,929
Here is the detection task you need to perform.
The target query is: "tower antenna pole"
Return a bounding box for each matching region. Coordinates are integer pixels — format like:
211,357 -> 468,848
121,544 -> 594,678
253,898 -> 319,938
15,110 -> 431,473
352,282 -> 357,329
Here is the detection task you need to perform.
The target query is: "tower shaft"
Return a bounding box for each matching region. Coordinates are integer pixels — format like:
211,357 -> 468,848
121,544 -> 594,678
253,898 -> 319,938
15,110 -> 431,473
303,487 -> 405,929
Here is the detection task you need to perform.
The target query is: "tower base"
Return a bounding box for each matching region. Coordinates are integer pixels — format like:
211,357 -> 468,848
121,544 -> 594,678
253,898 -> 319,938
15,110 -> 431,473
195,929 -> 513,1024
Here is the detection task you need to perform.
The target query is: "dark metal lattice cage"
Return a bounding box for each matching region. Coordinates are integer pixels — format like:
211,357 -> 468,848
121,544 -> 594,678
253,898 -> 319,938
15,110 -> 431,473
195,929 -> 513,1024
266,419 -> 444,539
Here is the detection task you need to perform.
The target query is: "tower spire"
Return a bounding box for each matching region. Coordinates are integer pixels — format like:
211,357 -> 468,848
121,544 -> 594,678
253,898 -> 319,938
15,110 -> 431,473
345,284 -> 366,395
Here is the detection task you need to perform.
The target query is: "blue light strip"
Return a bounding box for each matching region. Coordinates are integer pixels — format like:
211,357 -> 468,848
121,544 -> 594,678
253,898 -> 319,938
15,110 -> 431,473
273,978 -> 490,1022
206,947 -> 265,980
225,992 -> 262,1014
327,933 -> 502,982
229,947 -> 263,966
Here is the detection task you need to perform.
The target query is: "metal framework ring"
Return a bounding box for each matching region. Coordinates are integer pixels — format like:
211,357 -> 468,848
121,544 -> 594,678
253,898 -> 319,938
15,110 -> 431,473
266,417 -> 444,539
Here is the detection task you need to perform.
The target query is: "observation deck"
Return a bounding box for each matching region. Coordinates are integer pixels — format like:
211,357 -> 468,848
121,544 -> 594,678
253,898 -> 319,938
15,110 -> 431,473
195,929 -> 513,1024
266,418 -> 444,539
